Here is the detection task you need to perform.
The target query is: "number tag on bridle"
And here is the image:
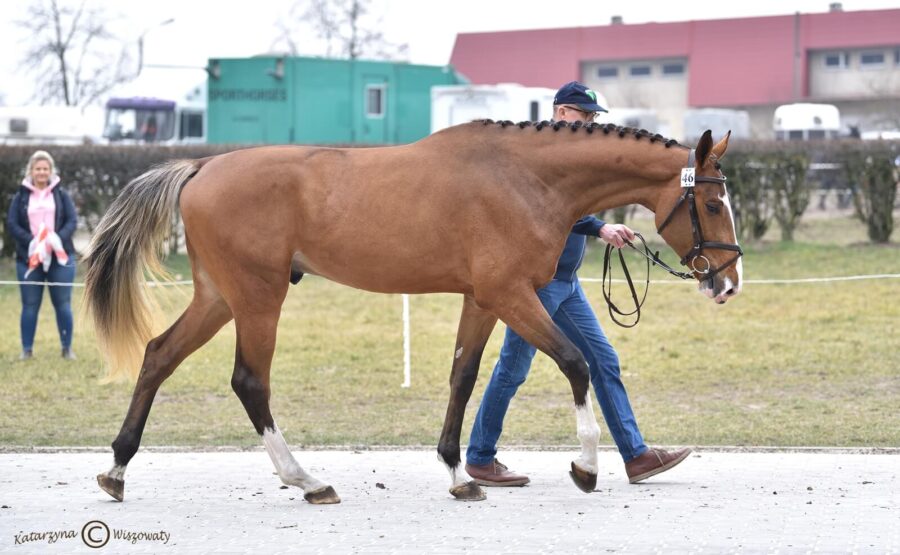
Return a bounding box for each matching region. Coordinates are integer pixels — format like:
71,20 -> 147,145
680,167 -> 696,188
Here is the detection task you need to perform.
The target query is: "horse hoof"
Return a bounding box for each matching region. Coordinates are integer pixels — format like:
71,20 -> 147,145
304,485 -> 341,505
97,474 -> 124,502
450,480 -> 486,501
569,462 -> 597,493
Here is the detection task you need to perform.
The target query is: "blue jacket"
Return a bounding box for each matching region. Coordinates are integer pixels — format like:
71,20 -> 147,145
554,215 -> 605,281
7,184 -> 78,263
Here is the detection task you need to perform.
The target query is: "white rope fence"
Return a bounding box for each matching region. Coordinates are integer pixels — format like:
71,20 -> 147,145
3,273 -> 899,388
580,273 -> 900,285
0,280 -> 196,287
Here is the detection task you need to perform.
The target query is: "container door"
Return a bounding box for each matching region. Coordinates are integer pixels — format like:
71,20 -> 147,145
359,76 -> 387,143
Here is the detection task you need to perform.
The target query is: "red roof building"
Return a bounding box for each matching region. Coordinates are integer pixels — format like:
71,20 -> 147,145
450,7 -> 900,139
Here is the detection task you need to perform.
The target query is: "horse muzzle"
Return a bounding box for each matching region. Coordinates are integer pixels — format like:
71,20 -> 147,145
698,258 -> 742,304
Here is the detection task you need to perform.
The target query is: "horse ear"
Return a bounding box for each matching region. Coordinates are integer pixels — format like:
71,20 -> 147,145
695,130 -> 713,167
711,130 -> 731,161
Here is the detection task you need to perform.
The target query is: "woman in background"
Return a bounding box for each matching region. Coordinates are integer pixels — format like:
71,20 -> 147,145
6,150 -> 78,360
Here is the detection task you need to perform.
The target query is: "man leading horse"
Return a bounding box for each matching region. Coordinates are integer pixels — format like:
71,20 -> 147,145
465,82 -> 692,489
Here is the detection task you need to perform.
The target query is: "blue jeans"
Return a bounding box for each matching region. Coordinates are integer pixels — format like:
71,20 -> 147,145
16,259 -> 76,351
467,278 -> 648,465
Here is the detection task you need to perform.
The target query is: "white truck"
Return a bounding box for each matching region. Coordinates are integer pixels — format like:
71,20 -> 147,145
773,103 -> 841,141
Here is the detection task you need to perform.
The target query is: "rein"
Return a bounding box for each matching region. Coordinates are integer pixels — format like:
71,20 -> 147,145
600,148 -> 743,328
601,232 -> 689,328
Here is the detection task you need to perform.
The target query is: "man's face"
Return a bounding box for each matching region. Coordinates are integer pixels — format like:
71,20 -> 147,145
555,105 -> 597,124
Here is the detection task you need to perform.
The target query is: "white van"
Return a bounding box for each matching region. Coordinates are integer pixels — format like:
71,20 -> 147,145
773,103 -> 841,140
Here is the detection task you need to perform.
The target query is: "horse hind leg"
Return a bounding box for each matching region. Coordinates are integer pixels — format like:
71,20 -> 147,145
230,305 -> 339,505
97,284 -> 233,501
437,294 -> 498,501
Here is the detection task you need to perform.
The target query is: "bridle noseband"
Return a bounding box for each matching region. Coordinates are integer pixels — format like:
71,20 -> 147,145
655,148 -> 743,284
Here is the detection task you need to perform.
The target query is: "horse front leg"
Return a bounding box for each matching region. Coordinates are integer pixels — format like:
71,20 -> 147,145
437,294 -> 498,501
491,288 -> 601,494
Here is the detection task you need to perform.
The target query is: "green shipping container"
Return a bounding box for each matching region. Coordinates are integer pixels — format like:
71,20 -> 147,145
206,56 -> 467,145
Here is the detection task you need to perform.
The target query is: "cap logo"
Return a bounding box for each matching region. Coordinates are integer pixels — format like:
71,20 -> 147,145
586,90 -> 597,102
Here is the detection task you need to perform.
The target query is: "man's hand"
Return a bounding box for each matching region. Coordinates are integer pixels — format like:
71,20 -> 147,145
599,223 -> 636,249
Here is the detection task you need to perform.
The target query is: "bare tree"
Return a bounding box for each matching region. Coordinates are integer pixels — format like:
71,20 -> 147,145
18,0 -> 135,107
273,0 -> 408,61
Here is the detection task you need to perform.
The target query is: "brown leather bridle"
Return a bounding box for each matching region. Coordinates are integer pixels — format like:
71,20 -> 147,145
601,148 -> 743,328
655,148 -> 743,284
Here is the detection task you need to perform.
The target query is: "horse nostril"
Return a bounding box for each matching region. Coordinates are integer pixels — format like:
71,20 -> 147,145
725,287 -> 736,297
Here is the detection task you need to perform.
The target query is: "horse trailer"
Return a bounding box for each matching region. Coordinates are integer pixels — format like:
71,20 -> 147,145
206,56 -> 467,145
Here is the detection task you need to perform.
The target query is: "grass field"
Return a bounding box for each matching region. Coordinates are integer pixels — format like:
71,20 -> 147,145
0,215 -> 898,449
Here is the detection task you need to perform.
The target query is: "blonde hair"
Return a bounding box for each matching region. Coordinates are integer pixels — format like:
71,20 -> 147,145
25,150 -> 58,179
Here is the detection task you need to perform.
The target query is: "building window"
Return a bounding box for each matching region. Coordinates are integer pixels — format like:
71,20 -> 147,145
860,51 -> 885,67
896,49 -> 900,65
823,52 -> 848,68
629,65 -> 651,77
365,85 -> 385,117
179,112 -> 203,139
597,66 -> 618,78
661,62 -> 685,75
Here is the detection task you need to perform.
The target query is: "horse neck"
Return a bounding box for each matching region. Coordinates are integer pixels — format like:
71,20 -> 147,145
517,130 -> 690,222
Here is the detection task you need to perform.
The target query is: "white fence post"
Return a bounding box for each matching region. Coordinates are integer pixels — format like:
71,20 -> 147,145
401,293 -> 411,388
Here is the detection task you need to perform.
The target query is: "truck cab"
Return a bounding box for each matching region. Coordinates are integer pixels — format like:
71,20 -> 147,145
103,97 -> 205,144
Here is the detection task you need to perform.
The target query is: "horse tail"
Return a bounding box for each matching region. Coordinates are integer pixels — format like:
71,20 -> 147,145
84,159 -> 201,382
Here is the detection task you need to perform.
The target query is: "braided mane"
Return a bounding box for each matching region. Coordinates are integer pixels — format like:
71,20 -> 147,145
474,119 -> 683,149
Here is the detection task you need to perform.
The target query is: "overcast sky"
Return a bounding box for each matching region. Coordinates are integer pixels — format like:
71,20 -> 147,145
1,0 -> 898,105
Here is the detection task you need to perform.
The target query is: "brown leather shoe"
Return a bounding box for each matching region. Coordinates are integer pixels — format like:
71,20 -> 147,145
465,459 -> 530,487
625,447 -> 692,484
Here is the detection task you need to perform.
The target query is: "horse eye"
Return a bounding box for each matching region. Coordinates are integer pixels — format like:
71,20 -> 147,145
705,202 -> 722,215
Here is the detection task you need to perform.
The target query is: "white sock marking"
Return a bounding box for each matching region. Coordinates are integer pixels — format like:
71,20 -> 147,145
574,392 -> 600,474
438,453 -> 472,489
262,425 -> 328,493
105,464 -> 126,481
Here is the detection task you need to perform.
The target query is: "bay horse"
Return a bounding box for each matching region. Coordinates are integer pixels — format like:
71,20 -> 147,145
84,121 -> 742,505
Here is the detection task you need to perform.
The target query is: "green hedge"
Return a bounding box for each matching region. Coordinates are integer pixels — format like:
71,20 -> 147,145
0,145 -> 233,258
837,143 -> 899,243
725,140 -> 899,243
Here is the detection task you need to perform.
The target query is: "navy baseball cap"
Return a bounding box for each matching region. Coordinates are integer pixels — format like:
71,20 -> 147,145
553,81 -> 608,113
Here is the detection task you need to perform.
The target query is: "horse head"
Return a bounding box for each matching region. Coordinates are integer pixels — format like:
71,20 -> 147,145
655,130 -> 743,304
